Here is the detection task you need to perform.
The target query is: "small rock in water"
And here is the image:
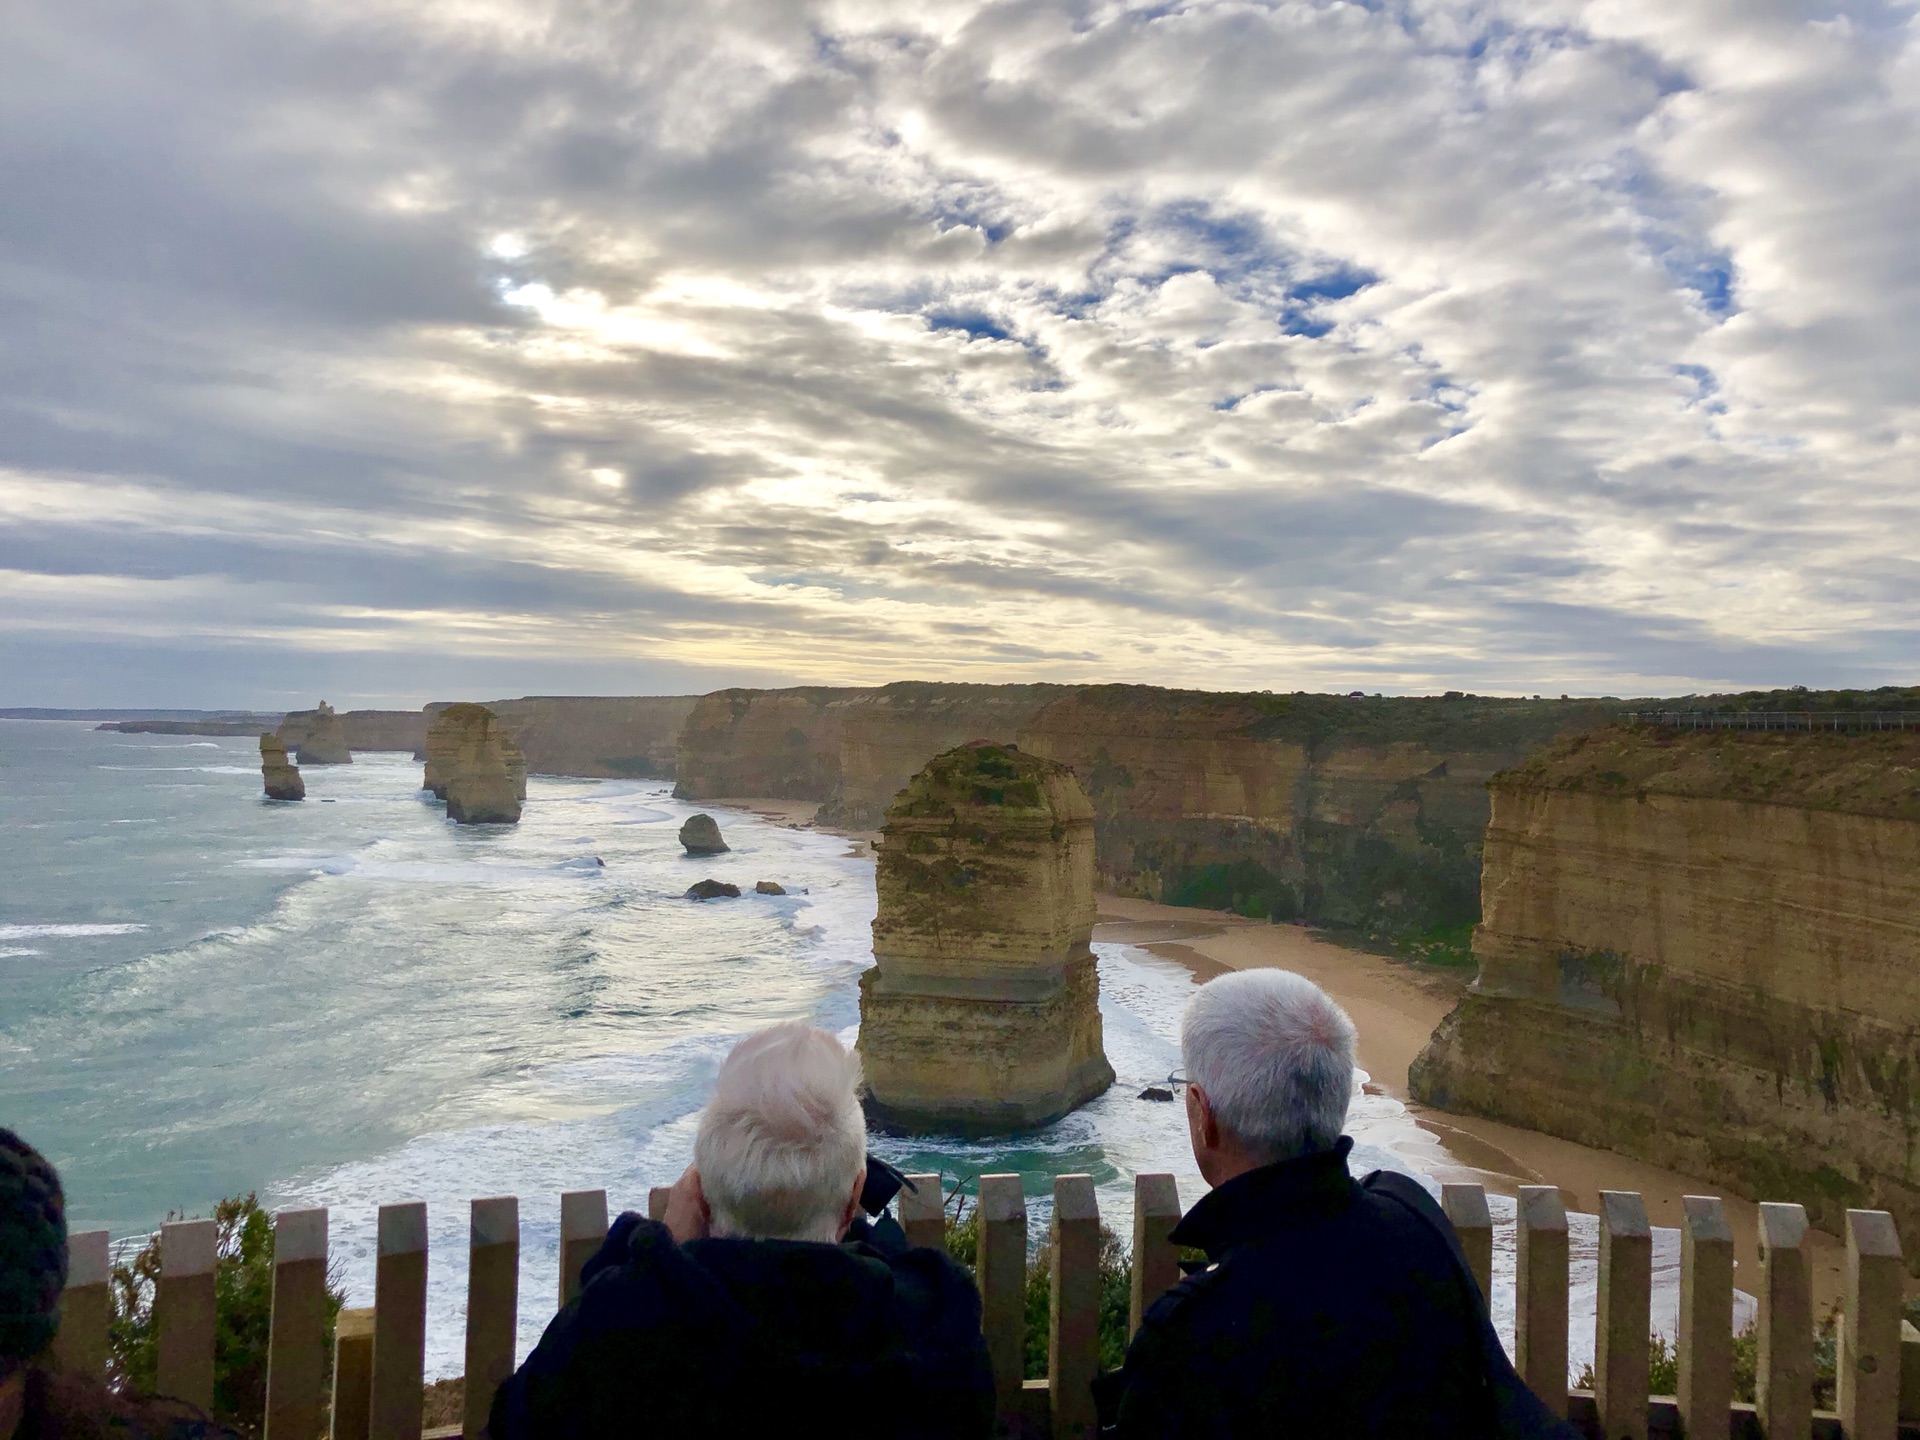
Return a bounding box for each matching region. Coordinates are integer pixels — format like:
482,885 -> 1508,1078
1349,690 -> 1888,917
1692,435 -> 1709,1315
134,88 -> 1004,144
685,879 -> 741,900
754,880 -> 786,895
1138,1086 -> 1175,1102
679,813 -> 730,855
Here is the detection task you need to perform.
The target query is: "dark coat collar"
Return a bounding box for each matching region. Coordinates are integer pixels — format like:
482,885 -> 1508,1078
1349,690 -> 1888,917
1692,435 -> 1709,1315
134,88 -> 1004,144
1167,1136 -> 1359,1258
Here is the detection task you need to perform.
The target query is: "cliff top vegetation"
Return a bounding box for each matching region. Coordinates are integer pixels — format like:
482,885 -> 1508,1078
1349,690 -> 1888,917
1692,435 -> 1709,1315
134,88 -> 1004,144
1501,724 -> 1920,821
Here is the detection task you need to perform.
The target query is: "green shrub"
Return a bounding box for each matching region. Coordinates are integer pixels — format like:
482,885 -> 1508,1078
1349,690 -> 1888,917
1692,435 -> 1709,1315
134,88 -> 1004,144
1576,1314 -> 1836,1409
108,1194 -> 346,1438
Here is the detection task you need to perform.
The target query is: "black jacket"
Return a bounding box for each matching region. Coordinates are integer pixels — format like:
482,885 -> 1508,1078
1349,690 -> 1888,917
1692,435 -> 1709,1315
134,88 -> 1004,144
1101,1138 -> 1578,1440
490,1212 -> 994,1440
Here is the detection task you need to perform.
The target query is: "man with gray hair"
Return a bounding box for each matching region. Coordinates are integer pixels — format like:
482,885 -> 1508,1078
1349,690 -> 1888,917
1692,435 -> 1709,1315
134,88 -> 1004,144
492,1022 -> 993,1439
1100,969 -> 1576,1439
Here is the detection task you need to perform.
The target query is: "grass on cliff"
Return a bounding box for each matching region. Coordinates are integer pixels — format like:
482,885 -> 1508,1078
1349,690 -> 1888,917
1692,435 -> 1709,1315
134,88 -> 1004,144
1574,1312 -> 1841,1410
944,1203 -> 1134,1376
110,1194 -> 347,1437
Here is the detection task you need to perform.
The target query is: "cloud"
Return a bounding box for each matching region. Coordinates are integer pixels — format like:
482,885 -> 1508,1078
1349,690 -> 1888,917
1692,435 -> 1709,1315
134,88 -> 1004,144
1,0 -> 1915,705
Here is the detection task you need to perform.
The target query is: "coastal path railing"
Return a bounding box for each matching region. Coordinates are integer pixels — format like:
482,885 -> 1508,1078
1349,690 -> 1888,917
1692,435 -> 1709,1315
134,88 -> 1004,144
1623,710 -> 1920,732
54,1176 -> 1920,1440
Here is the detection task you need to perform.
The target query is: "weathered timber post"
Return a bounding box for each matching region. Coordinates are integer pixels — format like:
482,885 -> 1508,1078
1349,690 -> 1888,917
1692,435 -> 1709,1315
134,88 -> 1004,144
977,1175 -> 1027,1435
1678,1195 -> 1733,1436
156,1218 -> 218,1410
1756,1201 -> 1812,1439
264,1207 -> 330,1440
53,1230 -> 110,1378
1440,1184 -> 1492,1306
370,1202 -> 428,1440
901,1175 -> 946,1253
1839,1208 -> 1902,1439
647,1187 -> 671,1223
1049,1176 -> 1099,1440
558,1190 -> 608,1308
1515,1186 -> 1569,1418
330,1307 -> 375,1440
1595,1191 -> 1650,1440
464,1197 -> 519,1440
1129,1173 -> 1181,1338
1901,1319 -> 1920,1423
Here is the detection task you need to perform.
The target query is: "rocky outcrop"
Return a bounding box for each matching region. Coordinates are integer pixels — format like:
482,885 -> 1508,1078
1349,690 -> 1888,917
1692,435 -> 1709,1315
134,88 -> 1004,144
424,704 -> 524,824
679,814 -> 729,855
687,879 -> 741,900
259,735 -> 304,801
1018,687 -> 1620,940
279,702 -> 352,765
754,880 -> 786,895
858,743 -> 1114,1135
1410,725 -> 1920,1252
671,683 -> 1063,820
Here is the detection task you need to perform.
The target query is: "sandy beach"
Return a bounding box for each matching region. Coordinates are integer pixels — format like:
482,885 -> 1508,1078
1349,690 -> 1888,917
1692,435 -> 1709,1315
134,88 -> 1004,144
1092,895 -> 1858,1310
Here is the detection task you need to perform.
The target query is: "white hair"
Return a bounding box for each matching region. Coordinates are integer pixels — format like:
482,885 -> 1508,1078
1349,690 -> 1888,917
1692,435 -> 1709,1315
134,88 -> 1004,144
694,1022 -> 868,1243
1180,969 -> 1357,1165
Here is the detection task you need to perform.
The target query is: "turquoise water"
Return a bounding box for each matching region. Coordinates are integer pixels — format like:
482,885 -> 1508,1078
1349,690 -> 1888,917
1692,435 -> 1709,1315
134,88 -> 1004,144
3,719 -> 1690,1378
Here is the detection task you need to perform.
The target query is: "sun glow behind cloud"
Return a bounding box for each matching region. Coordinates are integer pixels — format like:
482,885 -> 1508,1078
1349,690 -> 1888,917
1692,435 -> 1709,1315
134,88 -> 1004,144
0,0 -> 1916,706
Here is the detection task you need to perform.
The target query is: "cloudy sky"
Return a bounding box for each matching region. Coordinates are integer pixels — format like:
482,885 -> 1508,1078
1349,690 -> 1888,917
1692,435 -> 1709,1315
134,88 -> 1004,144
3,0 -> 1916,707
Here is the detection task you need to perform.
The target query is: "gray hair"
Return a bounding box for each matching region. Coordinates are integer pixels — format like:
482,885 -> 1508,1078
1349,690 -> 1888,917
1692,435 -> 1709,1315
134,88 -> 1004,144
1180,969 -> 1357,1164
694,1022 -> 867,1243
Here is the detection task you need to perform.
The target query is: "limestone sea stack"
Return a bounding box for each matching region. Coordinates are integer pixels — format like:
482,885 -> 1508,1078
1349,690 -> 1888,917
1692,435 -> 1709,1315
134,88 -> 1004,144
857,742 -> 1114,1134
260,734 -> 304,801
279,701 -> 352,765
424,703 -> 523,825
679,814 -> 729,855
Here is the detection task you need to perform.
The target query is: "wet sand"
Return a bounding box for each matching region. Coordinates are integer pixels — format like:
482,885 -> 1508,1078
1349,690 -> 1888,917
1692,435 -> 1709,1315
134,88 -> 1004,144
1092,895 -> 1855,1309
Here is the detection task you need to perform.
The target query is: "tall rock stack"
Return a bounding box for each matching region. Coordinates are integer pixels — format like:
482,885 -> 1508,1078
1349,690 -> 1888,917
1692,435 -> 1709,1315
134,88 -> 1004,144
424,704 -> 523,825
858,742 -> 1114,1134
279,701 -> 352,765
259,734 -> 304,801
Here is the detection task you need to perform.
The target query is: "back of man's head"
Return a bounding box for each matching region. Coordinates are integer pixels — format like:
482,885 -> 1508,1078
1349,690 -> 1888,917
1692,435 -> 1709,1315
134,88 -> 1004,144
694,1023 -> 867,1243
1180,970 -> 1357,1166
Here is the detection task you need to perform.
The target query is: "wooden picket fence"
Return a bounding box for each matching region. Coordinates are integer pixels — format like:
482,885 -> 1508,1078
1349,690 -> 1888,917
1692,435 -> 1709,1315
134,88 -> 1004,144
53,1175 -> 1920,1440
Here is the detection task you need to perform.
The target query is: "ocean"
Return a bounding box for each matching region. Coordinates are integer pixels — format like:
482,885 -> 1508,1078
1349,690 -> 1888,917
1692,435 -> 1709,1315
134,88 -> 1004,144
1,719 -> 1721,1379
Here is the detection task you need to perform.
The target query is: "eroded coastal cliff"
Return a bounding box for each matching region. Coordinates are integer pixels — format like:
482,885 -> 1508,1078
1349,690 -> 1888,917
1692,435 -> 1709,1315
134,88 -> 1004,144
1410,725 -> 1920,1246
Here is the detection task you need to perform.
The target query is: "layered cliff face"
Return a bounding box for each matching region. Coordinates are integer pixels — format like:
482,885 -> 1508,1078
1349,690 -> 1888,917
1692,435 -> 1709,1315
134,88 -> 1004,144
424,704 -> 525,823
482,695 -> 698,779
1018,686 -> 1616,940
278,702 -> 352,765
858,743 -> 1114,1134
259,735 -> 303,801
1411,726 -> 1920,1249
672,683 -> 1061,816
335,710 -> 427,753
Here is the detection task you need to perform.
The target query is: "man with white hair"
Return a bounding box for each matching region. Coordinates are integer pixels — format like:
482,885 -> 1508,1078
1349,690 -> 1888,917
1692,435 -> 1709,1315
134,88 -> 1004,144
1099,969 -> 1577,1439
491,1022 -> 993,1439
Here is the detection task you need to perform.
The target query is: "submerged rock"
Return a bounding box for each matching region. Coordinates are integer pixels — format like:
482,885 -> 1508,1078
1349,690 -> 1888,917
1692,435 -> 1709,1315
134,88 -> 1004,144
686,879 -> 741,900
425,703 -> 523,825
857,741 -> 1114,1135
260,734 -> 304,801
1138,1086 -> 1175,1103
280,701 -> 352,765
754,880 -> 786,895
679,813 -> 729,855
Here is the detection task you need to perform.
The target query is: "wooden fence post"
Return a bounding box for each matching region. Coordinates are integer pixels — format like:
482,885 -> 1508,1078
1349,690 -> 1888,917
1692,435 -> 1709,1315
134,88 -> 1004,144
464,1197 -> 519,1440
647,1187 -> 671,1223
1756,1201 -> 1812,1439
1515,1186 -> 1569,1418
976,1174 -> 1027,1436
901,1174 -> 946,1253
156,1218 -> 218,1411
1678,1195 -> 1733,1436
370,1201 -> 428,1440
53,1229 -> 110,1378
1129,1173 -> 1181,1339
1840,1208 -> 1903,1440
1595,1191 -> 1650,1440
329,1307 -> 375,1440
264,1207 -> 330,1440
1901,1318 -> 1920,1423
558,1190 -> 607,1309
1049,1175 -> 1099,1440
1441,1184 -> 1492,1306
